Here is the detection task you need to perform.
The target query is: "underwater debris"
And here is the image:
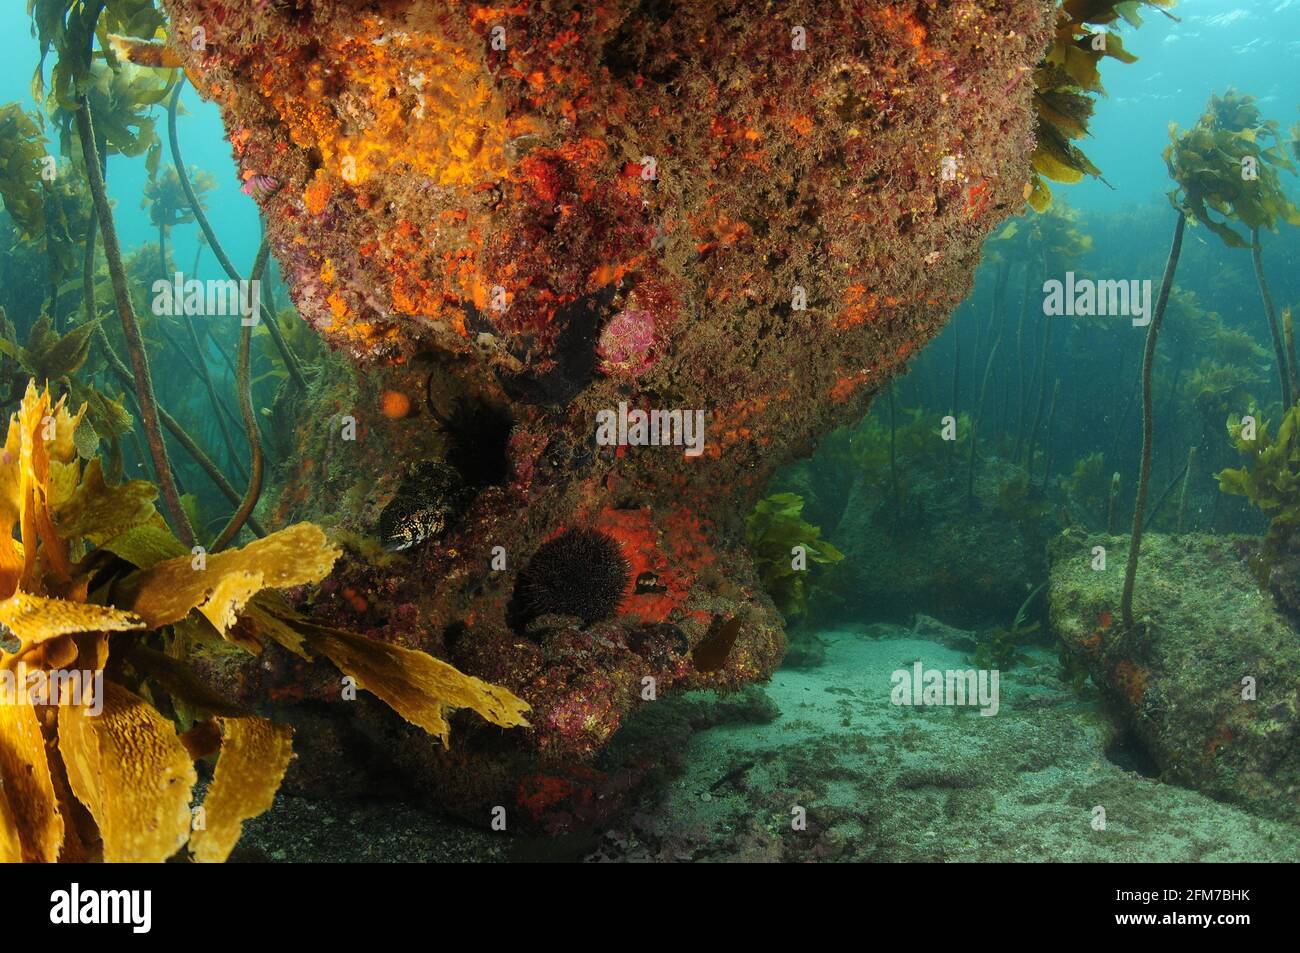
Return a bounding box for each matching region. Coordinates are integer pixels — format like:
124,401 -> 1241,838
376,459 -> 469,553
510,528 -> 631,631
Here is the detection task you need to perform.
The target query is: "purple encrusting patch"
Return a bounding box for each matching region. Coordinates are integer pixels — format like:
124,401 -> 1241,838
596,309 -> 657,378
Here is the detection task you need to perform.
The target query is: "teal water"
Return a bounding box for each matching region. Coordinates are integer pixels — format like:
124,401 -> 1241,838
1,1 -> 1298,862
4,2 -> 1297,286
0,6 -> 261,277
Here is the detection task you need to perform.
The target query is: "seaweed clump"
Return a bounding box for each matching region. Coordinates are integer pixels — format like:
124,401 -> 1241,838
0,384 -> 529,862
745,493 -> 844,617
1164,89 -> 1300,249
1028,0 -> 1176,210
511,528 -> 631,631
1166,89 -> 1300,408
969,583 -> 1045,671
1217,405 -> 1300,584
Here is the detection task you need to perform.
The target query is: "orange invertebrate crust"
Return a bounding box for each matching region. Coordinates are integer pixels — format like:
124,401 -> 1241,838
161,0 -> 1057,821
593,505 -> 713,625
378,390 -> 412,419
1113,659 -> 1150,709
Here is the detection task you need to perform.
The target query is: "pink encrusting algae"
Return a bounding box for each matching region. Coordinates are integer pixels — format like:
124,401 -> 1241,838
596,309 -> 657,378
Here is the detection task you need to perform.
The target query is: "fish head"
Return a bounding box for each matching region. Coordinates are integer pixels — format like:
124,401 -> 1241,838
377,497 -> 422,552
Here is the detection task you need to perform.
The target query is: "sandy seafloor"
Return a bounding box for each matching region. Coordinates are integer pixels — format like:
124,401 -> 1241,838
236,624 -> 1300,862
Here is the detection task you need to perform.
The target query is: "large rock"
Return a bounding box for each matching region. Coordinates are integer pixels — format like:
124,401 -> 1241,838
1050,531 -> 1300,823
162,0 -> 1055,817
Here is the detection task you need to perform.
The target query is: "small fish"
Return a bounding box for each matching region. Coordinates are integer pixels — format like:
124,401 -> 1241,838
634,570 -> 667,594
377,459 -> 467,552
708,759 -> 756,793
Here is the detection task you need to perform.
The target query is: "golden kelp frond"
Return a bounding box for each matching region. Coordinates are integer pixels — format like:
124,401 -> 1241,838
0,700 -> 62,862
58,681 -> 196,863
0,783 -> 23,862
2,381 -> 87,591
98,521 -> 189,569
27,634 -> 80,672
242,597 -> 310,659
1028,1 -> 1173,209
47,461 -> 80,513
54,459 -> 158,545
13,378 -> 83,466
196,572 -> 267,635
1027,176 -> 1052,213
189,716 -> 293,864
0,592 -> 144,655
119,523 -> 342,633
1062,0 -> 1177,27
243,599 -> 530,743
1034,89 -> 1093,140
0,380 -> 527,860
0,534 -> 23,606
286,616 -> 531,745
48,400 -> 87,467
0,413 -> 21,533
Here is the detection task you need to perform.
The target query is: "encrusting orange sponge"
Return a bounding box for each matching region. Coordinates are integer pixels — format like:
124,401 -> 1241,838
379,390 -> 412,419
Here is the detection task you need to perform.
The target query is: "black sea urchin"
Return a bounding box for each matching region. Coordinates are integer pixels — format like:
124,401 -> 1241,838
510,528 -> 631,630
